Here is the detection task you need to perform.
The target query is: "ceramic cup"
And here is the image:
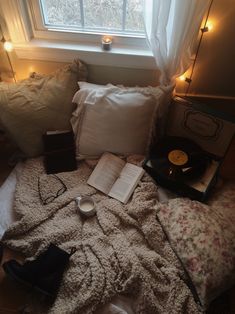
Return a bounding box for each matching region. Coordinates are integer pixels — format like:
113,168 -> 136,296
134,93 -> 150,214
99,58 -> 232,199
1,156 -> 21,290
76,196 -> 96,217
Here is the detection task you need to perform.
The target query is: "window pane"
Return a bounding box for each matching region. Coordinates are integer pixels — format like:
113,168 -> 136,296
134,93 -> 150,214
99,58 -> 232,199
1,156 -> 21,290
40,0 -> 144,34
126,0 -> 144,32
84,0 -> 122,31
41,0 -> 82,27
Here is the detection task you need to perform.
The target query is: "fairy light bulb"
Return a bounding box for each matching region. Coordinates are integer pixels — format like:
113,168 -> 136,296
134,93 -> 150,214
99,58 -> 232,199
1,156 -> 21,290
3,41 -> 13,52
206,21 -> 213,32
179,74 -> 186,81
201,20 -> 214,33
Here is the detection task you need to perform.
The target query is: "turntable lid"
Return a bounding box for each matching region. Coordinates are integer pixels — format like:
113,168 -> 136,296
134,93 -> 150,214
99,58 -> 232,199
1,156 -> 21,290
167,98 -> 235,158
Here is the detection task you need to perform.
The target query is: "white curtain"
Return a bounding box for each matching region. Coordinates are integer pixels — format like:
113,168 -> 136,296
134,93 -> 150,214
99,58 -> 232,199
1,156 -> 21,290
144,0 -> 211,86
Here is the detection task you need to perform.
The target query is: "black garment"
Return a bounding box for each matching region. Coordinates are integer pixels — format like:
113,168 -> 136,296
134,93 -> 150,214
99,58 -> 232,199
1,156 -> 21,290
2,243 -> 75,300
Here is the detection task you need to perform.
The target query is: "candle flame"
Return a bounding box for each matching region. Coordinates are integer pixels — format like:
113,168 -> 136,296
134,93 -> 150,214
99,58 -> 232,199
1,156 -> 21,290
102,36 -> 112,44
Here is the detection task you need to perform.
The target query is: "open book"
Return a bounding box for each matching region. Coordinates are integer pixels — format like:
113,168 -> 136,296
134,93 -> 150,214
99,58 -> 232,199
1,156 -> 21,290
87,152 -> 145,204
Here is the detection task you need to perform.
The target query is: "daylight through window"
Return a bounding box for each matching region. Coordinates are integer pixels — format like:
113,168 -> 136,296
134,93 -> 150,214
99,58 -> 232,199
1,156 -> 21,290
40,0 -> 145,35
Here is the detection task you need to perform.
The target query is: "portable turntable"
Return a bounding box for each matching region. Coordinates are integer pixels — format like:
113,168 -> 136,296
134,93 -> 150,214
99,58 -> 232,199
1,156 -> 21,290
143,96 -> 235,201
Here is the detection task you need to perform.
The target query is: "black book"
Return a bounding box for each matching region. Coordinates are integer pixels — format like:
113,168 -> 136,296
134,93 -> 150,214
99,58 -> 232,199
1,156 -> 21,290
43,130 -> 77,174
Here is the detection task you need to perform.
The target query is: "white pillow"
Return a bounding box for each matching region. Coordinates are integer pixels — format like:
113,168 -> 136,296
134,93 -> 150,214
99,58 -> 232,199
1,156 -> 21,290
71,82 -> 164,159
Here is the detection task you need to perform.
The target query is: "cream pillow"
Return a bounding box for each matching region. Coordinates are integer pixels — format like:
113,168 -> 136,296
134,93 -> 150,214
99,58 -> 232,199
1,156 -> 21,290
71,82 -> 164,159
0,59 -> 87,157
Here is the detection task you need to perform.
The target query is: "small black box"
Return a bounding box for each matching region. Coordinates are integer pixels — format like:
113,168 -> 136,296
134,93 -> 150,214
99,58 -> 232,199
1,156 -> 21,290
43,130 -> 77,174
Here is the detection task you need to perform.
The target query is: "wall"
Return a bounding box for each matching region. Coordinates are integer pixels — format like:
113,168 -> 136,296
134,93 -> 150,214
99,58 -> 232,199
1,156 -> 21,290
175,0 -> 235,99
0,0 -> 235,100
0,50 -> 161,87
0,46 -> 14,82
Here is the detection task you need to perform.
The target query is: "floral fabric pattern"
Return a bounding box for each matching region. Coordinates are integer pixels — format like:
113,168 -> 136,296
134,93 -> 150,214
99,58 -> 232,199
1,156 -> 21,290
156,180 -> 235,308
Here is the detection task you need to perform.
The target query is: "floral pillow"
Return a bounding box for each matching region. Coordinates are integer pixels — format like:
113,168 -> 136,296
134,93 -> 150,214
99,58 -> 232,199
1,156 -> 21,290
208,180 -> 235,215
156,193 -> 235,309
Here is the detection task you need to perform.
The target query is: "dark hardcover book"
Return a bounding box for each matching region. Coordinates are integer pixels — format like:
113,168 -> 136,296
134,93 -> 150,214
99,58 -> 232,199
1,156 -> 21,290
43,130 -> 77,174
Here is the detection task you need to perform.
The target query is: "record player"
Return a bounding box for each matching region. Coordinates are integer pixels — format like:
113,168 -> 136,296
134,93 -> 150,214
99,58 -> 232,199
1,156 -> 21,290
143,96 -> 235,202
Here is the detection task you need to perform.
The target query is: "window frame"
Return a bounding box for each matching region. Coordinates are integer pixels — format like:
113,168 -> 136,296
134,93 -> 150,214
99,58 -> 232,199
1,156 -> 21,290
0,0 -> 155,69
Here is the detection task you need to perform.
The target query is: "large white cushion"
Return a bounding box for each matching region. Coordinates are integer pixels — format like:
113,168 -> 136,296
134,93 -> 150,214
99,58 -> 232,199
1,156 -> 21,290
71,82 -> 164,159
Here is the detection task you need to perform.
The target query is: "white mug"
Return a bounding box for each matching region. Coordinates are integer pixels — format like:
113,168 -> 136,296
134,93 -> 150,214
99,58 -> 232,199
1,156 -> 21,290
76,196 -> 96,217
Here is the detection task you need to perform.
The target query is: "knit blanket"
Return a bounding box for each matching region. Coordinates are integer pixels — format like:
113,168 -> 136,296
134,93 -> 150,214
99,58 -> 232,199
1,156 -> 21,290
2,157 -> 201,314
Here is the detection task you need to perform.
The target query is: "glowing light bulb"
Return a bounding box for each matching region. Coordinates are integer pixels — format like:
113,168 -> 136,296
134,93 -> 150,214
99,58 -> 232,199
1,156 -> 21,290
206,21 -> 213,32
179,74 -> 186,81
3,41 -> 13,52
29,66 -> 35,72
201,20 -> 214,33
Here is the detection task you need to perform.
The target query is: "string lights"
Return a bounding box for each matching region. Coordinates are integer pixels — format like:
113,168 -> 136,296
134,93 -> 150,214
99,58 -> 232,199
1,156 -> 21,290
3,40 -> 13,52
0,24 -> 16,82
177,0 -> 214,96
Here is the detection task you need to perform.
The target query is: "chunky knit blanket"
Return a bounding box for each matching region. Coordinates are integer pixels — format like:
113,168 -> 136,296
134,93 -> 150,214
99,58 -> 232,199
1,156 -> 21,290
3,157 -> 201,314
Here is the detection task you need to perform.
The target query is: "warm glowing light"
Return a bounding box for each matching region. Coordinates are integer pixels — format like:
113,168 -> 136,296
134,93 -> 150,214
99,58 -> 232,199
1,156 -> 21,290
206,21 -> 213,32
3,41 -> 13,52
101,35 -> 112,51
201,20 -> 214,33
102,36 -> 112,44
179,74 -> 186,81
29,66 -> 35,73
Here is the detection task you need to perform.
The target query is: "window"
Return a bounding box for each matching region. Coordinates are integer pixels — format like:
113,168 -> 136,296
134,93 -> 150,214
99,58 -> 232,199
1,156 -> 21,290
40,0 -> 145,36
1,0 -> 155,68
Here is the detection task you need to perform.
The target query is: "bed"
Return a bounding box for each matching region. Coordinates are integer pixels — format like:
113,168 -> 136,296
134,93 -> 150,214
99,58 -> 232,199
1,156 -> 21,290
0,60 -> 234,314
0,164 -> 133,314
0,157 -> 235,313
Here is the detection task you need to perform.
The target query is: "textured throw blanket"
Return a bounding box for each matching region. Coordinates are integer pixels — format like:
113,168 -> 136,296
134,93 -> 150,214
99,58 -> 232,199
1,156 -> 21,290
3,158 -> 201,314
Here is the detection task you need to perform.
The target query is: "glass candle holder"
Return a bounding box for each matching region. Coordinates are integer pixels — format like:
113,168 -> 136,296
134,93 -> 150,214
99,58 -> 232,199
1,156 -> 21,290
102,36 -> 112,51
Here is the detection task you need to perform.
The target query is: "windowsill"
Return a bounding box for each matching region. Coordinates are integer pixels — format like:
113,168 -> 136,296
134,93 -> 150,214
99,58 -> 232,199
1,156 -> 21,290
13,39 -> 156,69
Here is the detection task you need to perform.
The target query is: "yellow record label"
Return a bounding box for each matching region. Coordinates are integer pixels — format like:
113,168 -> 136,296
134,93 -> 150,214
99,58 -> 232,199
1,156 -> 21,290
168,149 -> 188,166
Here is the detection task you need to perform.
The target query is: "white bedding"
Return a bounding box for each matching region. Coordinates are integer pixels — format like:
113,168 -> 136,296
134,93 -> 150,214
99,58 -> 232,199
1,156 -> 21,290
0,163 -> 23,238
0,163 -> 174,238
1,163 -> 234,313
0,164 -> 176,314
0,164 -> 135,314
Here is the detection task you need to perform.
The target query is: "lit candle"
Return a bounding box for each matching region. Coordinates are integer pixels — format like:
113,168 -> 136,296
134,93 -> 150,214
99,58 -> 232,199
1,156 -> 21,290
102,36 -> 112,51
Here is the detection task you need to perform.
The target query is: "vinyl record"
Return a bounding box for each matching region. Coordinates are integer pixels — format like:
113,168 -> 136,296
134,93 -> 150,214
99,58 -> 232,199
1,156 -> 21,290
150,136 -> 209,182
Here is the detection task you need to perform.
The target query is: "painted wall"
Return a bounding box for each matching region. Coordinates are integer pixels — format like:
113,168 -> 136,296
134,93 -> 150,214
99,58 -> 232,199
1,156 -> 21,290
0,49 -> 161,87
0,0 -> 235,99
175,0 -> 235,98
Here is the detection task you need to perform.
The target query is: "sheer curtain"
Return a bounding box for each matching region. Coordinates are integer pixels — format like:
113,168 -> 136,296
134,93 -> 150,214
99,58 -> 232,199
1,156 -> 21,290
143,0 -> 211,133
144,0 -> 211,86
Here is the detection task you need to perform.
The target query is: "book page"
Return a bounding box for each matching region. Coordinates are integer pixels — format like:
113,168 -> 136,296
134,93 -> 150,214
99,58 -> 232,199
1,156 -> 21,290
108,163 -> 145,203
87,152 -> 126,194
